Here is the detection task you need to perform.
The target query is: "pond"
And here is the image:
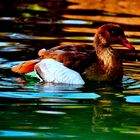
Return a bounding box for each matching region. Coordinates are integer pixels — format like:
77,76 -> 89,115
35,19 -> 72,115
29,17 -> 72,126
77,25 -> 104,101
0,0 -> 140,140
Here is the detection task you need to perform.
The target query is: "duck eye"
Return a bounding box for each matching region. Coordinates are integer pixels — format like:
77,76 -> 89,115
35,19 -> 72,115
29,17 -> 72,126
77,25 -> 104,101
110,27 -> 123,37
111,30 -> 116,36
110,29 -> 120,37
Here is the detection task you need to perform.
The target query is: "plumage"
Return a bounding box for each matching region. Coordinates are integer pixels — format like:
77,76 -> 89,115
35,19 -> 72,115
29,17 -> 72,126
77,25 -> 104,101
34,59 -> 85,84
11,23 -> 135,84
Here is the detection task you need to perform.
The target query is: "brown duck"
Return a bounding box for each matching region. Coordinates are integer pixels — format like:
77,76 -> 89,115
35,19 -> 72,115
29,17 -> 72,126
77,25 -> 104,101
11,23 -> 135,82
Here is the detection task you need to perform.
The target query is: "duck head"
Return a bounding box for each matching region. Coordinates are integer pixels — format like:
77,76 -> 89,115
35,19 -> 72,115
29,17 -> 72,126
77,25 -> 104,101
94,23 -> 135,51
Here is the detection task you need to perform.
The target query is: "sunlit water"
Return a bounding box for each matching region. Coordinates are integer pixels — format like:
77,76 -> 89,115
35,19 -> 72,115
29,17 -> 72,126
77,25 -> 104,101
0,0 -> 140,140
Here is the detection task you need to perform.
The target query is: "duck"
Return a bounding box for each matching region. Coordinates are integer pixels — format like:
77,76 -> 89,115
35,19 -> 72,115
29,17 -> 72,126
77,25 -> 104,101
11,23 -> 135,84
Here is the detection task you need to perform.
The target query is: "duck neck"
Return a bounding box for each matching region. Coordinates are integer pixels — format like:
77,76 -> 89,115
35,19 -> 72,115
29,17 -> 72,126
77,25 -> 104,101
95,38 -> 121,62
94,38 -> 111,60
96,45 -> 118,66
94,34 -> 117,60
94,41 -> 123,80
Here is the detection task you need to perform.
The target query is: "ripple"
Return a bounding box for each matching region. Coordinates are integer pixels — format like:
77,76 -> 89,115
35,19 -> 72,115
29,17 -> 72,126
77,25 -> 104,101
0,61 -> 24,69
59,19 -> 92,25
125,95 -> 140,103
0,91 -> 100,99
0,17 -> 15,21
36,110 -> 66,115
0,130 -> 76,138
0,130 -> 36,137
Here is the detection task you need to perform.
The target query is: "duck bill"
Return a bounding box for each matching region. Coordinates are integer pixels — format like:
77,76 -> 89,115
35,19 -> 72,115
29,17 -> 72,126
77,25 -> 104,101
120,36 -> 135,50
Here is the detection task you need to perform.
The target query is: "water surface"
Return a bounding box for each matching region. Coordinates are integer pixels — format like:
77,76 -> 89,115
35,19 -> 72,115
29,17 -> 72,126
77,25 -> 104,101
0,0 -> 140,140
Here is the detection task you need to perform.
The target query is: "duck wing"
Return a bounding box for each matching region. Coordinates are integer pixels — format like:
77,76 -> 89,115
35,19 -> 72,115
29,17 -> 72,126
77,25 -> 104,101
34,58 -> 85,85
38,44 -> 97,73
51,44 -> 94,52
11,44 -> 97,74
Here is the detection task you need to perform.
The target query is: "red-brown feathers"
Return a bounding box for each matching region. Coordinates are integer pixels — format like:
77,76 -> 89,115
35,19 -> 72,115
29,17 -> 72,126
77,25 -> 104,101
38,44 -> 97,73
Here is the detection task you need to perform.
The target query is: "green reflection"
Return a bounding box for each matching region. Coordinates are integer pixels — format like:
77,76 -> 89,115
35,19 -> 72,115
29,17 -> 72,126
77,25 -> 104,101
22,4 -> 48,12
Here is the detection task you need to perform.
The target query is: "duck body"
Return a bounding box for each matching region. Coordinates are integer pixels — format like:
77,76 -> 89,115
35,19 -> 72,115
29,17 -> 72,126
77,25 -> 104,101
38,44 -> 97,73
11,23 -> 135,84
37,44 -> 122,82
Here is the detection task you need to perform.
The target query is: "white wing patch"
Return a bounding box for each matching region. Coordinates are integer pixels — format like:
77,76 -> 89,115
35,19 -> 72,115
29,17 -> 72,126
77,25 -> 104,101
34,59 -> 85,85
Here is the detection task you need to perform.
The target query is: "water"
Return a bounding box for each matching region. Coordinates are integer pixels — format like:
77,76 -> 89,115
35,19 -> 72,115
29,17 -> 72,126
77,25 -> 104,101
0,0 -> 140,139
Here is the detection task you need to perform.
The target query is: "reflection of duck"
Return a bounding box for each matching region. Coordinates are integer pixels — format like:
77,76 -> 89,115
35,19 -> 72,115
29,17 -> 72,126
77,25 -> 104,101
11,24 -> 135,83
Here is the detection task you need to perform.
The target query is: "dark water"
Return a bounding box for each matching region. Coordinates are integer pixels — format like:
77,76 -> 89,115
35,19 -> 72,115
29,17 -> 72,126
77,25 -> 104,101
0,0 -> 140,140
